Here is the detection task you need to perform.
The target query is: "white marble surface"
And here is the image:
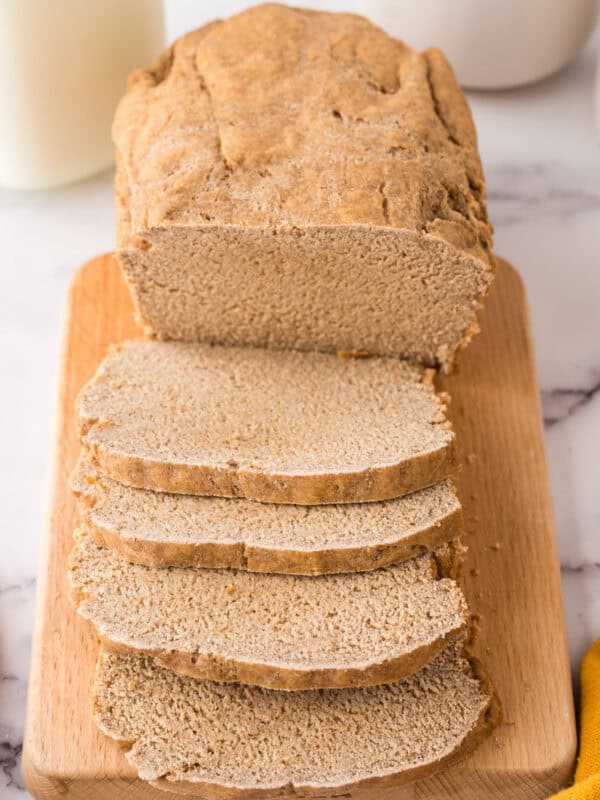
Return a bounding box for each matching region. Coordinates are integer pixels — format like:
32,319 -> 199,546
1,6 -> 599,797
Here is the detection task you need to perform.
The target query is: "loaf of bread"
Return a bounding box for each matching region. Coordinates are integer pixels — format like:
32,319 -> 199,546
67,6 -> 501,788
76,341 -> 456,504
113,3 -> 494,372
72,452 -> 462,573
94,641 -> 499,795
69,532 -> 467,690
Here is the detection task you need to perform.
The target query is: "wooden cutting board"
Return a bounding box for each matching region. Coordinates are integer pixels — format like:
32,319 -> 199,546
23,253 -> 576,800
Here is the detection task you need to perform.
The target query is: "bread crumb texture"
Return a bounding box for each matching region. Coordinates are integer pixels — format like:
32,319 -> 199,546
94,640 -> 497,792
76,341 -> 456,504
70,532 -> 467,689
113,3 -> 494,370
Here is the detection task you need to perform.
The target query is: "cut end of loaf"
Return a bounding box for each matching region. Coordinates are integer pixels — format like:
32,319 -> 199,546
117,225 -> 494,373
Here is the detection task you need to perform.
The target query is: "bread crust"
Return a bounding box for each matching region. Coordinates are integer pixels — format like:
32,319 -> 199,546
80,503 -> 463,574
113,12 -> 492,246
73,452 -> 463,573
96,626 -> 465,692
83,440 -> 457,505
72,600 -> 467,692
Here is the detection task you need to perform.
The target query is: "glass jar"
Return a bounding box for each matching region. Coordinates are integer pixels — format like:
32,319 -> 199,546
0,0 -> 164,190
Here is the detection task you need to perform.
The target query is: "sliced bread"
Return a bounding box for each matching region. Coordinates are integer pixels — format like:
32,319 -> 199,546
72,452 -> 462,574
76,341 -> 456,504
94,641 -> 499,796
114,4 -> 493,373
69,532 -> 467,690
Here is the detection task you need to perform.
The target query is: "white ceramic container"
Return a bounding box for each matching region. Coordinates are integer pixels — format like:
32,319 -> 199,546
356,0 -> 599,89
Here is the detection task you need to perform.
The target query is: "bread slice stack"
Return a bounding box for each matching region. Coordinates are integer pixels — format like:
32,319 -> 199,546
70,342 -> 499,792
68,4 -> 501,795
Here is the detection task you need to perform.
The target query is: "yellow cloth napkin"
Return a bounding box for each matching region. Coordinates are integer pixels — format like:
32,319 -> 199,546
551,638 -> 600,799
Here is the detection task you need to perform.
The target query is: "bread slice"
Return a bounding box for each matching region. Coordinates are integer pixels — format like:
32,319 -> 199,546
69,532 -> 467,690
113,5 -> 494,373
94,641 -> 500,796
72,452 -> 462,574
76,341 -> 456,504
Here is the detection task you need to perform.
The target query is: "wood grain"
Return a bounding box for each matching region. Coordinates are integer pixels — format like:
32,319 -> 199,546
22,253 -> 576,799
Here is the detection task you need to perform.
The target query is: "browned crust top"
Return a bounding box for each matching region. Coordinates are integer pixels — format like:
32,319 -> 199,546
114,3 -> 492,266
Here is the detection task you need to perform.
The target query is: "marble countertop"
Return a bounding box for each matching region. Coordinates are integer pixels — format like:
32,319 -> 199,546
1,8 -> 599,798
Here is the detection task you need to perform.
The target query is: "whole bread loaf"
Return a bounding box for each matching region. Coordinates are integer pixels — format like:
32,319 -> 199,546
76,341 -> 456,504
94,641 -> 500,795
72,453 -> 462,573
113,3 -> 494,372
69,532 -> 467,690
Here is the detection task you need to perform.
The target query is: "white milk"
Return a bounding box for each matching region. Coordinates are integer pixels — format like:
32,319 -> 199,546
0,0 -> 164,190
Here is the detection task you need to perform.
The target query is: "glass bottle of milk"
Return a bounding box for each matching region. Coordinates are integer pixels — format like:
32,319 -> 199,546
0,0 -> 164,190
